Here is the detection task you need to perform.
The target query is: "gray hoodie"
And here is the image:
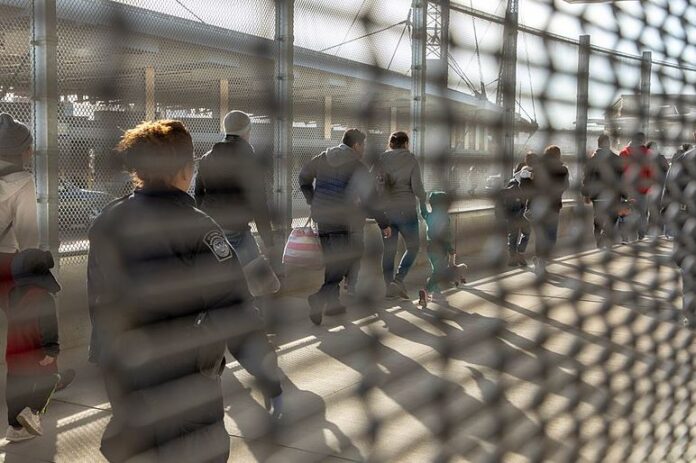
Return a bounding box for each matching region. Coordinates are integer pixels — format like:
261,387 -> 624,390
0,160 -> 39,252
376,148 -> 427,215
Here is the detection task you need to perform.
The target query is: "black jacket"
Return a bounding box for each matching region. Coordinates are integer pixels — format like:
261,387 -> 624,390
195,136 -> 274,247
299,144 -> 388,230
532,157 -> 569,213
88,187 -> 256,379
88,187 -> 258,461
581,147 -> 623,202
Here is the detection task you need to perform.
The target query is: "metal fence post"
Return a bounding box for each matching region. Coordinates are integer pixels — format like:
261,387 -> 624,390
32,0 -> 59,264
499,0 -> 518,178
411,0 -> 427,165
274,0 -> 294,241
640,51 -> 652,136
576,35 -> 590,164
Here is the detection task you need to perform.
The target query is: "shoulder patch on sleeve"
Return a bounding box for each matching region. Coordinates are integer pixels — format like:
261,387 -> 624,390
203,230 -> 234,262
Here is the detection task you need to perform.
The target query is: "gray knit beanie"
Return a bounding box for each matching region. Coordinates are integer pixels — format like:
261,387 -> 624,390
0,113 -> 32,157
223,110 -> 251,136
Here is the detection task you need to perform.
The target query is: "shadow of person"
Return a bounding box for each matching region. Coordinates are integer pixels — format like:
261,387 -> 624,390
314,321 -> 570,461
222,368 -> 363,462
377,299 -> 625,448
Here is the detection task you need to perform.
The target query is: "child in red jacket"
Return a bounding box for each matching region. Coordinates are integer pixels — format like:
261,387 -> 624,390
1,249 -> 63,443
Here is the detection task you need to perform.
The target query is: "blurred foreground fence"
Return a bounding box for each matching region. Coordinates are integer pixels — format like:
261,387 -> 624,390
2,0 -> 696,461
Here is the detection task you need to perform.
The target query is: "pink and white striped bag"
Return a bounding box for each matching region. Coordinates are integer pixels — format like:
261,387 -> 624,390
282,219 -> 323,269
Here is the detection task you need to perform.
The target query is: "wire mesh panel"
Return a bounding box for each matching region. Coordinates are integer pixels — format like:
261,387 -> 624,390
5,0 -> 696,462
0,0 -> 32,146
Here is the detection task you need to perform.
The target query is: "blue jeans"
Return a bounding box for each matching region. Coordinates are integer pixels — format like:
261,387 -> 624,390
382,213 -> 421,284
534,212 -> 559,259
225,229 -> 261,267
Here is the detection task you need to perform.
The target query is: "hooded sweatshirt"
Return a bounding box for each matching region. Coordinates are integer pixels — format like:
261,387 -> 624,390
0,160 -> 39,253
299,144 -> 387,229
374,148 -> 427,217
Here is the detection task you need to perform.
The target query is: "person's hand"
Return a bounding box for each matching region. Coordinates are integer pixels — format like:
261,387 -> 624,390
39,355 -> 55,367
382,227 -> 392,239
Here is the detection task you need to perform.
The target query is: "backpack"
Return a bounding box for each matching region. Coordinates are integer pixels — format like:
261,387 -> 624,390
497,180 -> 524,218
371,159 -> 395,199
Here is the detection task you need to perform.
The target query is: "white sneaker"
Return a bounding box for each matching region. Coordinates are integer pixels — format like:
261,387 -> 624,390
17,407 -> 42,436
5,425 -> 36,443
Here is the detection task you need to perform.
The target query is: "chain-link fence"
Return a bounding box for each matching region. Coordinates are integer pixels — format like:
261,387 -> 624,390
2,0 -> 696,461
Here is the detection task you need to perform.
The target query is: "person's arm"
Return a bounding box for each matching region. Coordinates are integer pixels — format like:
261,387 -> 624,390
37,290 -> 60,358
410,158 -> 428,217
194,158 -> 206,208
350,163 -> 390,230
194,223 -> 262,353
14,180 -> 39,250
244,155 -> 275,249
299,156 -> 318,205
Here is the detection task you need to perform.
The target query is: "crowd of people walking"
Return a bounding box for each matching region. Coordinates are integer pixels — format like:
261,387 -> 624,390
1,106 -> 695,461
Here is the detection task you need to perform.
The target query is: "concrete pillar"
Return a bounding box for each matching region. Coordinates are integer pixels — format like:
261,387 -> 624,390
640,51 -> 652,136
575,35 -> 590,162
219,79 -> 229,132
390,107 -> 398,133
274,0 -> 294,241
32,0 -> 59,261
411,0 -> 427,164
324,96 -> 332,140
145,66 -> 155,121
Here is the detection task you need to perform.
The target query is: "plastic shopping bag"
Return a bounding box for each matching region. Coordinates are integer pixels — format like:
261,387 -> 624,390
282,219 -> 323,269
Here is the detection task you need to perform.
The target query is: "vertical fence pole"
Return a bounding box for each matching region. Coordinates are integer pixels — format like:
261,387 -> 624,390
32,0 -> 59,263
500,0 -> 518,178
274,0 -> 294,242
323,96 -> 332,140
640,51 -> 652,137
145,66 -> 155,121
411,0 -> 427,164
219,79 -> 229,132
575,35 -> 590,167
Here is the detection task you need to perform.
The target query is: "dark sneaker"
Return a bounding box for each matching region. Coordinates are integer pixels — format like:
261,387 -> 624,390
264,393 -> 284,421
325,304 -> 347,316
393,280 -> 409,300
385,282 -> 401,300
508,253 -> 520,267
308,293 -> 324,326
56,369 -> 76,393
418,290 -> 428,309
517,255 -> 528,266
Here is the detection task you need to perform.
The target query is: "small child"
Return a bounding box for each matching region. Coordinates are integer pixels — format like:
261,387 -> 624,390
419,191 -> 466,308
1,249 -> 63,442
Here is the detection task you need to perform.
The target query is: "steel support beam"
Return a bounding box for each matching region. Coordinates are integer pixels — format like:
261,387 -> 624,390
145,66 -> 155,120
640,51 -> 652,136
499,0 -> 518,177
219,79 -> 229,132
323,96 -> 332,140
274,0 -> 294,241
411,0 -> 427,164
575,35 -> 590,162
32,0 -> 59,261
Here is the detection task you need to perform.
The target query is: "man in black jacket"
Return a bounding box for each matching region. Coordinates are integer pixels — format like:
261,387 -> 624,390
195,111 -> 275,267
582,133 -> 624,248
299,129 -> 391,325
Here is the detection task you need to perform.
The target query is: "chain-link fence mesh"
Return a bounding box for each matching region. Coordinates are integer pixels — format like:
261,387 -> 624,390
2,0 -> 696,461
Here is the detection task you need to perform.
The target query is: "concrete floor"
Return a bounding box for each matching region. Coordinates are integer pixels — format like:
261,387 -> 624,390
0,240 -> 690,463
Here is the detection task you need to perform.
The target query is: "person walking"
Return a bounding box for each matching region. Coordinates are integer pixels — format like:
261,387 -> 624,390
662,142 -> 693,239
662,131 -> 696,328
582,134 -> 624,248
620,132 -> 654,240
530,145 -> 569,275
0,114 -> 73,443
195,110 -> 276,271
502,152 -> 536,266
299,129 -> 391,325
374,131 -> 428,300
88,120 -> 281,462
